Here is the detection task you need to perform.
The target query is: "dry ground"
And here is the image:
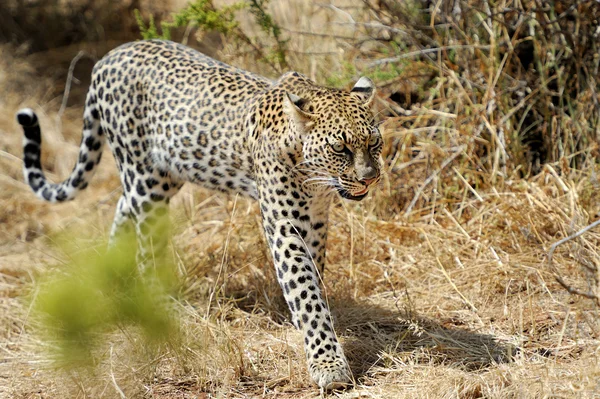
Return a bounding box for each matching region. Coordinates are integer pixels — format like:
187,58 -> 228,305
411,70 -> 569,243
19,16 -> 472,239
1,1 -> 600,398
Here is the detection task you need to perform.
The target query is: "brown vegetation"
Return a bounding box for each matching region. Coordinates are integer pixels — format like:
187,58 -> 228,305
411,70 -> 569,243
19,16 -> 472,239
1,1 -> 600,398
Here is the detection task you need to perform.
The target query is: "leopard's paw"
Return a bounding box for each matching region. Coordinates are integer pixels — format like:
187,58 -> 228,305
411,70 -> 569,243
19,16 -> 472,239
308,357 -> 352,390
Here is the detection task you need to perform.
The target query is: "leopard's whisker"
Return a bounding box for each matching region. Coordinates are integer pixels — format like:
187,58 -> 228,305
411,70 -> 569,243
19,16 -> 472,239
292,159 -> 313,171
302,177 -> 338,188
294,167 -> 329,176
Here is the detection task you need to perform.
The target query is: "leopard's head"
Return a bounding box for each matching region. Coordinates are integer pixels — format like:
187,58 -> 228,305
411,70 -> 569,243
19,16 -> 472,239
285,77 -> 383,201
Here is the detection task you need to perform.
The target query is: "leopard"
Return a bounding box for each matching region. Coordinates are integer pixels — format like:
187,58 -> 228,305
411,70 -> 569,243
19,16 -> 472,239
16,39 -> 383,389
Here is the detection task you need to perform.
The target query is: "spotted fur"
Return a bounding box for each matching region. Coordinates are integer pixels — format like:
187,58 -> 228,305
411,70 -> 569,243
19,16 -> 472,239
16,40 -> 383,389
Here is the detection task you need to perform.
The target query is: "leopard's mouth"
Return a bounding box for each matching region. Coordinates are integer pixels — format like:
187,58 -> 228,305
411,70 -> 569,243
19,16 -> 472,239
337,187 -> 369,201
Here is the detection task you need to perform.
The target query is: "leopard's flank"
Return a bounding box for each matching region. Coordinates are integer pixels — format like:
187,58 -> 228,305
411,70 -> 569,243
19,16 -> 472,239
16,40 -> 383,389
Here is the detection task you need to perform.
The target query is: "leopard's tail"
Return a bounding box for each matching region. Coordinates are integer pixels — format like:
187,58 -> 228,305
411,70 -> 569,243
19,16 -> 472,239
16,96 -> 105,202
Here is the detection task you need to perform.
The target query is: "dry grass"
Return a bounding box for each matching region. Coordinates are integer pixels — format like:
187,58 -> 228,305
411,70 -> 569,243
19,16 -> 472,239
1,1 -> 600,398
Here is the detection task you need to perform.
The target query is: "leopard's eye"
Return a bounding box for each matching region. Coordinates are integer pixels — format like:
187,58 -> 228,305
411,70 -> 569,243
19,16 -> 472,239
331,142 -> 346,153
368,134 -> 381,147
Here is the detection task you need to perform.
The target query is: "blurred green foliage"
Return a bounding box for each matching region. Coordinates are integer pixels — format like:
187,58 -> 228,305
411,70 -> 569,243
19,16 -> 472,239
136,0 -> 288,71
32,235 -> 179,367
135,0 -> 244,40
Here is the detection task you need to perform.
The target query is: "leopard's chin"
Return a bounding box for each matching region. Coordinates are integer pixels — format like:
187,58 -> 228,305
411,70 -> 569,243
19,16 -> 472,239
337,187 -> 369,201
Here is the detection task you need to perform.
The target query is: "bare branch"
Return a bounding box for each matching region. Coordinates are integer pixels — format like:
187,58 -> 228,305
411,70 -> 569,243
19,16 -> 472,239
58,50 -> 97,119
405,145 -> 466,216
547,219 -> 600,305
365,45 -> 491,68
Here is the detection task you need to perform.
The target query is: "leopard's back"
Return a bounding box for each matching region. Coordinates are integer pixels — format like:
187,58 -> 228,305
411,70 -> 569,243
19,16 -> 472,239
92,39 -> 271,197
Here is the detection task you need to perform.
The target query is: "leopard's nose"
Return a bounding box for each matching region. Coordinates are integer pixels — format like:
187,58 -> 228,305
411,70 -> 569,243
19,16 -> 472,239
360,176 -> 378,186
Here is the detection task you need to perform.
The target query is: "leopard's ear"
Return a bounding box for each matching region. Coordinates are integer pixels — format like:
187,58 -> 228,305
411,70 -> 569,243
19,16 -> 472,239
351,76 -> 376,107
284,92 -> 317,131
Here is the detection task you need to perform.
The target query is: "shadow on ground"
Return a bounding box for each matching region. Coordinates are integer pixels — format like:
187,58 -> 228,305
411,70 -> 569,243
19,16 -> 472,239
225,280 -> 515,382
330,299 -> 515,379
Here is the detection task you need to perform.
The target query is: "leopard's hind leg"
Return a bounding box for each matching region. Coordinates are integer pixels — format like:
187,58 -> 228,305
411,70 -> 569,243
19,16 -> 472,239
116,166 -> 183,269
108,195 -> 135,246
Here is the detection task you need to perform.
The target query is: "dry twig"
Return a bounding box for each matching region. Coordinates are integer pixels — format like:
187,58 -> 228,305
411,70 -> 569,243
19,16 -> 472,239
547,219 -> 600,305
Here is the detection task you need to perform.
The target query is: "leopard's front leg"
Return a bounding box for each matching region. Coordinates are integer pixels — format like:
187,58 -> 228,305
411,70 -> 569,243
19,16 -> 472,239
259,189 -> 351,389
